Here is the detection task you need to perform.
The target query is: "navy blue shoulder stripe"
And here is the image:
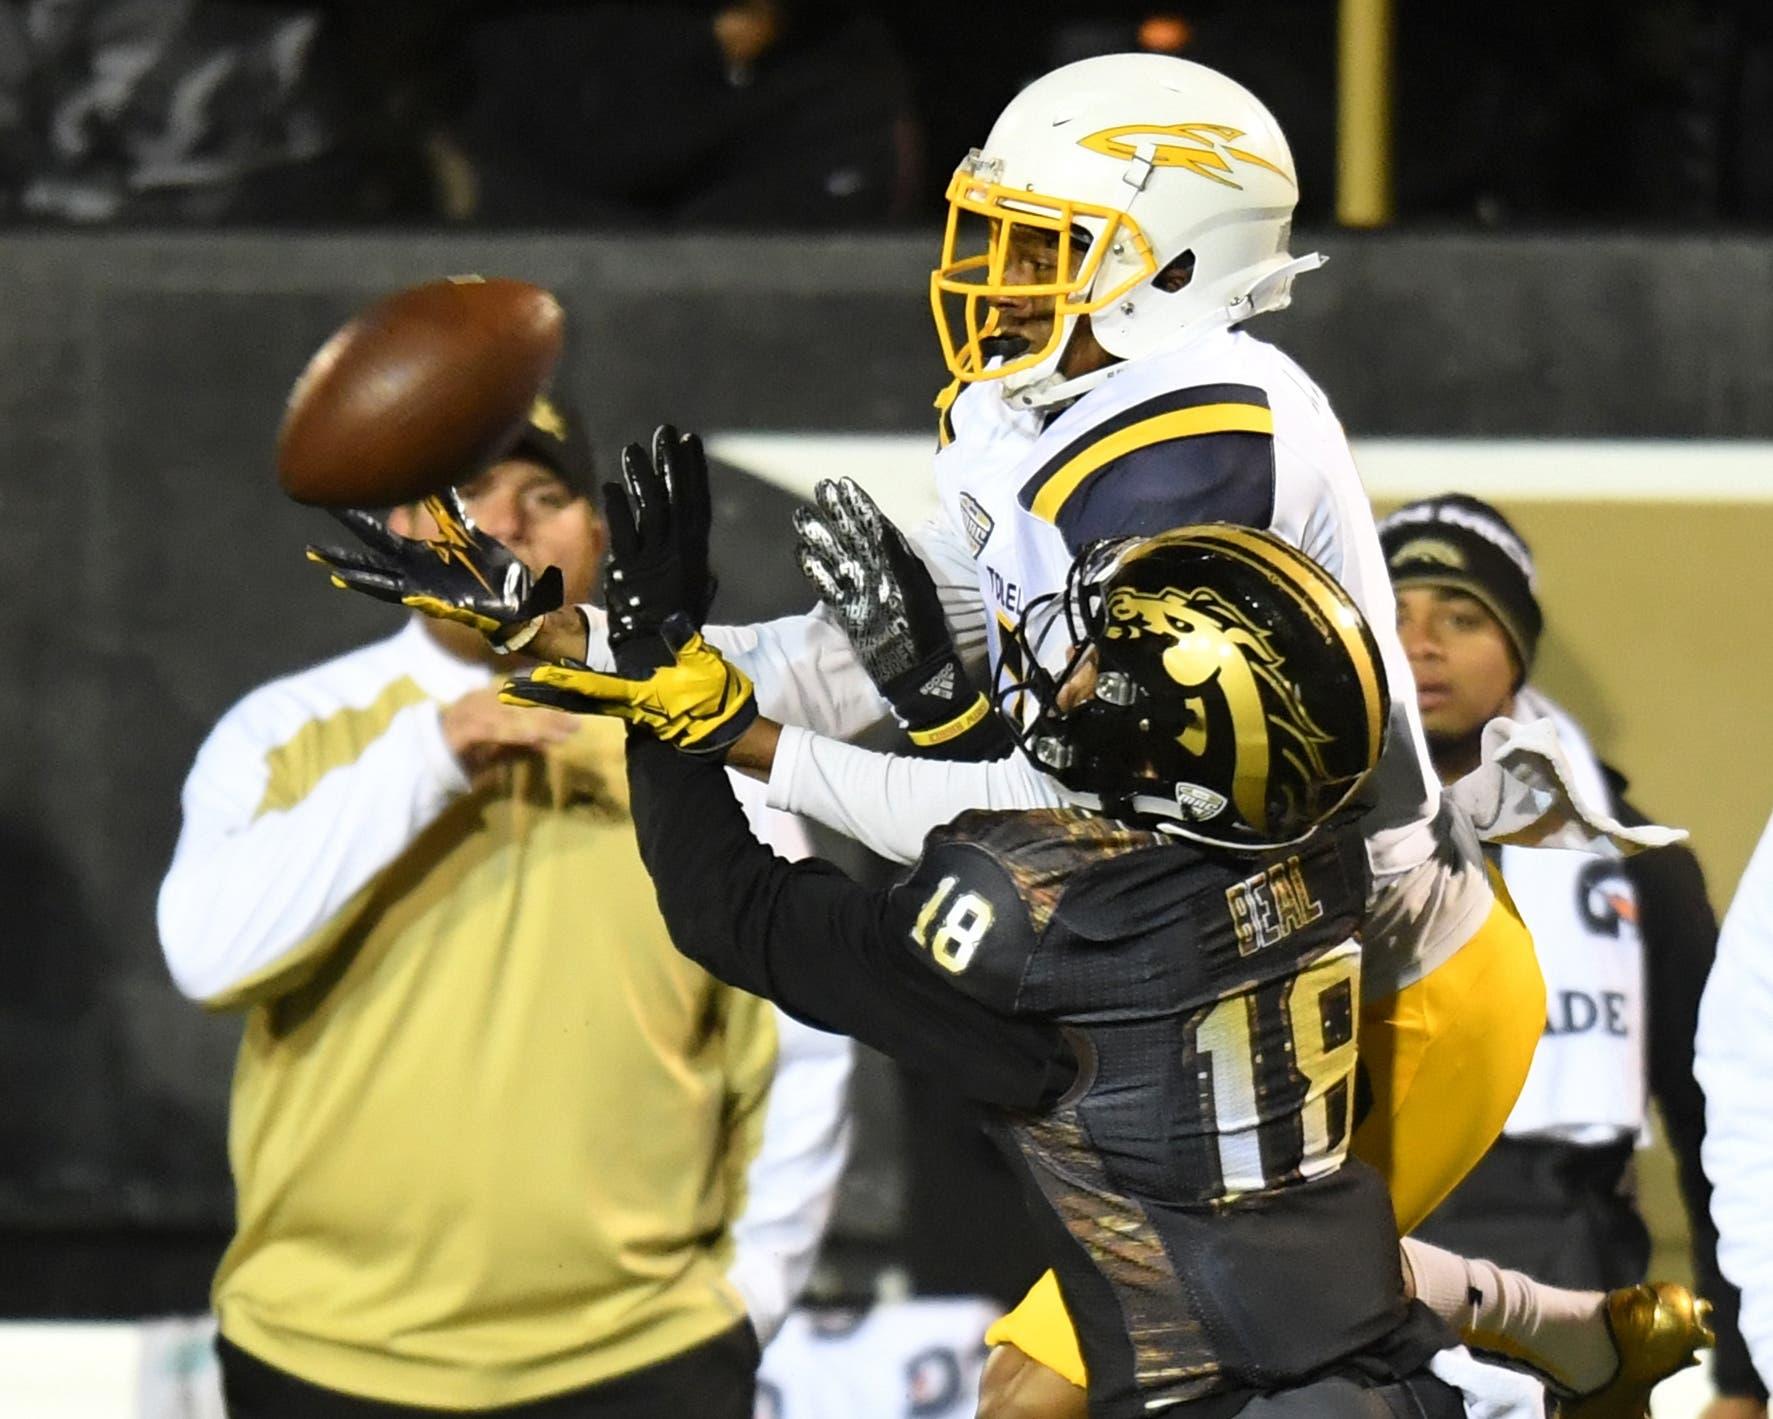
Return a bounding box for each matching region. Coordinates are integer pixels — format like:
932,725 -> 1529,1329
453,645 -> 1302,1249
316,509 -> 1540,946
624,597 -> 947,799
1050,433 -> 1277,552
1018,383 -> 1272,521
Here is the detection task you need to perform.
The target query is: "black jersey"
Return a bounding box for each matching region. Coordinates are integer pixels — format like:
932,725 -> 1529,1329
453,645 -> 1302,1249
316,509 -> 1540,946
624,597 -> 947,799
898,807 -> 1441,1414
625,743 -> 1449,1418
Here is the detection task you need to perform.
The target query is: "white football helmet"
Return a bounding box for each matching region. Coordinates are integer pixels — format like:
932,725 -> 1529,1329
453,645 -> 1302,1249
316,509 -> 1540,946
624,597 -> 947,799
930,53 -> 1323,409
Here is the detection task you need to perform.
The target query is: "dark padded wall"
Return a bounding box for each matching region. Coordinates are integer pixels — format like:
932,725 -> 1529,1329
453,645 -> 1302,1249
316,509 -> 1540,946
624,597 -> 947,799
0,231 -> 1767,1305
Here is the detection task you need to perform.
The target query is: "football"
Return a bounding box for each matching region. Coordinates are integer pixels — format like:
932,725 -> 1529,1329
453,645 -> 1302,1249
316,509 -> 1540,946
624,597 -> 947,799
276,276 -> 565,507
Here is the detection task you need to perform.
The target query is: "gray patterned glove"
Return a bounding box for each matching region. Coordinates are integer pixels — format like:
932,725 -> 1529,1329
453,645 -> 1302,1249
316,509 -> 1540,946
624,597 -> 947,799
793,478 -> 991,748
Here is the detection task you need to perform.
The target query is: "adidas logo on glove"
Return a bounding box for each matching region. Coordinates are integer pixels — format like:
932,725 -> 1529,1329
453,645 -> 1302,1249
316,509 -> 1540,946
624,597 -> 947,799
919,664 -> 958,700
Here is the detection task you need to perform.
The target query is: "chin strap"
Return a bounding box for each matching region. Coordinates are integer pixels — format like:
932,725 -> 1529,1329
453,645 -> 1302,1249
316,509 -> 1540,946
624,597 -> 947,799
1005,356 -> 1124,412
997,315 -> 1080,409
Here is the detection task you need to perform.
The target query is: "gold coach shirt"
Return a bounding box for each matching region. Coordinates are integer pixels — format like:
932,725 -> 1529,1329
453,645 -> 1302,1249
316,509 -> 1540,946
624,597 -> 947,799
158,620 -> 850,1409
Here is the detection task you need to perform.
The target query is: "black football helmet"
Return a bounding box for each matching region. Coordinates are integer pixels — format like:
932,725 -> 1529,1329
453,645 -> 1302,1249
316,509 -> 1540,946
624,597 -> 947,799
997,525 -> 1390,849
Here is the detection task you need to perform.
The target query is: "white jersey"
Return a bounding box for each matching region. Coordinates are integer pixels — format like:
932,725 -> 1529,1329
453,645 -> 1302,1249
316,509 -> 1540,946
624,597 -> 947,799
580,326 -> 1493,991
1697,810 -> 1773,1387
933,327 -> 1437,854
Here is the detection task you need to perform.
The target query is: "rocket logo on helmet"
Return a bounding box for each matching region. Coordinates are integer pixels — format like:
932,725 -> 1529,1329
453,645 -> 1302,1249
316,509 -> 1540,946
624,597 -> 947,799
996,525 -> 1389,850
1077,123 -> 1293,190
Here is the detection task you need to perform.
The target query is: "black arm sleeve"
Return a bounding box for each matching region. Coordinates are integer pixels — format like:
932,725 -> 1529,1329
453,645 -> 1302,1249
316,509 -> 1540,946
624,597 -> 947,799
1620,789 -> 1767,1399
625,736 -> 1076,1113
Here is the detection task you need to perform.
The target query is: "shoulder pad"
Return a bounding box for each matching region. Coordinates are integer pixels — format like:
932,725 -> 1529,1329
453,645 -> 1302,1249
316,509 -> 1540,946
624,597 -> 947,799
894,830 -> 1036,1014
899,808 -> 1152,1013
1019,383 -> 1276,551
898,809 -> 1171,1011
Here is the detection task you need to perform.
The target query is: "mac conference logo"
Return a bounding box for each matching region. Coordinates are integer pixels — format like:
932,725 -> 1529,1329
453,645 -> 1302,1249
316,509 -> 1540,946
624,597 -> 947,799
959,491 -> 994,556
1078,123 -> 1293,190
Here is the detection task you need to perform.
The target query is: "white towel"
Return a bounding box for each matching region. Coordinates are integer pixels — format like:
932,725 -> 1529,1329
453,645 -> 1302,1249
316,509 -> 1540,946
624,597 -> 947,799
1447,713 -> 1686,856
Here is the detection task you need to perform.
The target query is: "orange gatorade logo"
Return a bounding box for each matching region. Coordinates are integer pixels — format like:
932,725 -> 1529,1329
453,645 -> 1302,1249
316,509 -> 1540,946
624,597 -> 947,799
1078,123 -> 1292,189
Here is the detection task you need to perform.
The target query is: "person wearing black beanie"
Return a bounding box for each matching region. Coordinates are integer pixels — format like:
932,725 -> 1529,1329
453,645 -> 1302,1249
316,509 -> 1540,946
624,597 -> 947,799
1382,493 -> 1766,1417
1380,494 -> 1543,780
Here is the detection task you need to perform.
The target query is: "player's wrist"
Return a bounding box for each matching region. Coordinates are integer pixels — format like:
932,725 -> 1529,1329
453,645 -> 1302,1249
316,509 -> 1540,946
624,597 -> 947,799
490,615 -> 544,654
523,606 -> 592,664
906,691 -> 991,747
883,648 -> 976,733
723,716 -> 782,776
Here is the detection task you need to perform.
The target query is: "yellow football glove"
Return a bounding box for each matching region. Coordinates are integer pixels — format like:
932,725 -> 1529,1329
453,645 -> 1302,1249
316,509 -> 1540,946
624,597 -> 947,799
501,615 -> 756,759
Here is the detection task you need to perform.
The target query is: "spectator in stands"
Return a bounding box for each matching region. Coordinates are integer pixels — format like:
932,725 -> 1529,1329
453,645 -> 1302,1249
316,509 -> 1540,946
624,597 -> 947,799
0,1 -> 433,223
157,398 -> 851,1417
1698,811 -> 1773,1397
1381,494 -> 1765,1417
442,1 -> 916,227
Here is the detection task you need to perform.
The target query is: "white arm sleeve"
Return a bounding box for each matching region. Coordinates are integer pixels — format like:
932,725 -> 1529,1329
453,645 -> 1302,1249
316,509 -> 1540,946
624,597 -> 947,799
574,600 -> 888,736
764,724 -> 1065,866
1697,811 -> 1773,1389
571,510 -> 989,743
156,697 -> 468,1004
727,1008 -> 853,1346
723,773 -> 853,1345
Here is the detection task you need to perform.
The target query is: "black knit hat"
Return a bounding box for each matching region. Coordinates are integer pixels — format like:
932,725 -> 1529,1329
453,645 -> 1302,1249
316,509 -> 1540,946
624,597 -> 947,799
1378,494 -> 1543,673
507,393 -> 597,504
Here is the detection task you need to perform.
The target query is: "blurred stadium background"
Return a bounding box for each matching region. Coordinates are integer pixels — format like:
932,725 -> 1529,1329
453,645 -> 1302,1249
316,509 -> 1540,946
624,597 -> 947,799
1,1 -> 1770,1415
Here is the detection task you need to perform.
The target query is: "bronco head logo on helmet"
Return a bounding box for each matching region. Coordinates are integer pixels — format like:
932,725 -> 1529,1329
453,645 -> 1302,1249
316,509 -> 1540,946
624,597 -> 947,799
997,526 -> 1388,849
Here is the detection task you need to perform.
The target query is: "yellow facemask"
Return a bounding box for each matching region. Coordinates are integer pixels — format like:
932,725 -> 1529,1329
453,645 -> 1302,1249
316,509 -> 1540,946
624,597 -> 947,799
928,155 -> 1157,385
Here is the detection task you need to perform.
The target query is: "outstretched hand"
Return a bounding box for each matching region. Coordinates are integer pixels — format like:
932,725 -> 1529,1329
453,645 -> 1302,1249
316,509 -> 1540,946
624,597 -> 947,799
306,491 -> 563,651
501,614 -> 757,761
794,477 -> 989,745
602,425 -> 717,671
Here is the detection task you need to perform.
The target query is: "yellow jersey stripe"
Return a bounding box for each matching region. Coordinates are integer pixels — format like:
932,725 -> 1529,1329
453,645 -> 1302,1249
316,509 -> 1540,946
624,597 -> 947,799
255,676 -> 430,819
1028,402 -> 1275,524
934,376 -> 963,449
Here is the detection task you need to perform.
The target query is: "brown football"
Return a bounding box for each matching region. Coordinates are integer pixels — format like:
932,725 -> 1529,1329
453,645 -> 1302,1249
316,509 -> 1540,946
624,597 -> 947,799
276,277 -> 565,507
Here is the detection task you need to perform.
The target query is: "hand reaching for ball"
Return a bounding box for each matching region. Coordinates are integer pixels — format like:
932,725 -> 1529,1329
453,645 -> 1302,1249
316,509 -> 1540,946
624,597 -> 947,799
306,490 -> 563,652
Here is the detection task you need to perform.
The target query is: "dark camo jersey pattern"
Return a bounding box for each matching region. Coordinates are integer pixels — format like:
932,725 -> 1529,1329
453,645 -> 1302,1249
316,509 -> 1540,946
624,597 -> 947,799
899,808 -> 1448,1417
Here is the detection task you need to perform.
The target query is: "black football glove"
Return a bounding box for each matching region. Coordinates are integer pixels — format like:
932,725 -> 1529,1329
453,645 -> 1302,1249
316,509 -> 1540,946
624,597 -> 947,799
602,425 -> 717,673
501,613 -> 757,761
794,478 -> 998,752
306,491 -> 563,651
